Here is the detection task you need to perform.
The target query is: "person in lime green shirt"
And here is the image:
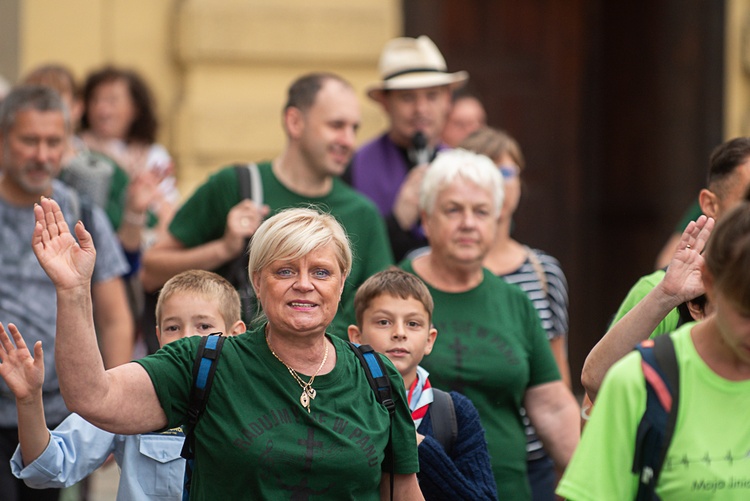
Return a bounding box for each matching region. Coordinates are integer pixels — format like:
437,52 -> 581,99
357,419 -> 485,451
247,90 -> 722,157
582,137 -> 750,401
559,200 -> 750,501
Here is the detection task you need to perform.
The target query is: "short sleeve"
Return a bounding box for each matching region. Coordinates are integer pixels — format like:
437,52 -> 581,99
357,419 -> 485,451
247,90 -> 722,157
609,270 -> 679,337
540,253 -> 569,339
168,167 -> 238,248
379,355 -> 420,475
524,293 -> 561,387
134,336 -> 198,428
556,351 -> 645,500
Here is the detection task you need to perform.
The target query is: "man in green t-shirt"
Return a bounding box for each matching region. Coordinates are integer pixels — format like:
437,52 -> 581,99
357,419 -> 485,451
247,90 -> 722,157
582,137 -> 750,401
142,73 -> 393,337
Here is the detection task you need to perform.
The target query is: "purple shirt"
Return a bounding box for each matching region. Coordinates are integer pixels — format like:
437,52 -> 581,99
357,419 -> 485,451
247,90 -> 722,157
349,133 -> 448,216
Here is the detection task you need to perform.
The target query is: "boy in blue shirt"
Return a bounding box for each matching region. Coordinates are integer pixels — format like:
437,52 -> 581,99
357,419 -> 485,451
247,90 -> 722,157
348,268 -> 497,500
1,270 -> 246,500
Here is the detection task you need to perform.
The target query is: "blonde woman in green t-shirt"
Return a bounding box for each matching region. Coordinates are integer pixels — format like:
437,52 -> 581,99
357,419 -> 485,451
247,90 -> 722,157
31,202 -> 423,500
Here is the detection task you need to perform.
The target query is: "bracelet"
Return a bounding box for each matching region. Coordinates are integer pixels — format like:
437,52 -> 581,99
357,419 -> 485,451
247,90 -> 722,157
123,210 -> 147,226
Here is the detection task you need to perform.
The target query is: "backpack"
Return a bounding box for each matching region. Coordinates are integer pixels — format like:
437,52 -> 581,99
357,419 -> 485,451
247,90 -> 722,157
429,388 -> 458,455
180,333 -> 226,501
632,334 -> 679,501
142,163 -> 264,355
180,338 -> 397,500
214,163 -> 263,324
347,342 -> 396,499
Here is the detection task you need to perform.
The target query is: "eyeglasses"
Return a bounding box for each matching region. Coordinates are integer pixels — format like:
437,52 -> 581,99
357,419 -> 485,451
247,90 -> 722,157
498,164 -> 520,179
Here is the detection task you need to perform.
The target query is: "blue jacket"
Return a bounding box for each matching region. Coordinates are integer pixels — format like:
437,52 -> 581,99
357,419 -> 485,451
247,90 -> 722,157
417,391 -> 498,500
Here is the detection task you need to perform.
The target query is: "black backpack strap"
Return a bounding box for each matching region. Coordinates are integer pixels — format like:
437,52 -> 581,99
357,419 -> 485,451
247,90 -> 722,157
348,342 -> 395,501
429,388 -> 458,455
652,335 -> 679,468
234,162 -> 263,204
219,164 -> 263,323
632,334 -> 679,501
181,333 -> 226,498
347,343 -> 396,414
235,163 -> 252,200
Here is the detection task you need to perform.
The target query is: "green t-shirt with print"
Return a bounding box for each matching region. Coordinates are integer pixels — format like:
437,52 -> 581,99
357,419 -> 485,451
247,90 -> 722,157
168,162 -> 394,336
558,322 -> 750,500
609,269 -> 680,337
136,327 -> 419,500
401,262 -> 560,501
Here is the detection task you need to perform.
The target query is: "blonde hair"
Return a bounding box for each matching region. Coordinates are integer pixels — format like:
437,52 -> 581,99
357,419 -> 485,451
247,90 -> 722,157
155,270 -> 241,330
418,148 -> 504,215
248,207 -> 353,288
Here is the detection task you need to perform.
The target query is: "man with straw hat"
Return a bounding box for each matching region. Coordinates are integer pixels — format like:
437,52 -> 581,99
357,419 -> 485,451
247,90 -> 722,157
345,36 -> 468,260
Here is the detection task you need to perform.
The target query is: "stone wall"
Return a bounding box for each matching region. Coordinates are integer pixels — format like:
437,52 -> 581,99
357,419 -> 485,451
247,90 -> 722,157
2,0 -> 400,197
726,0 -> 750,138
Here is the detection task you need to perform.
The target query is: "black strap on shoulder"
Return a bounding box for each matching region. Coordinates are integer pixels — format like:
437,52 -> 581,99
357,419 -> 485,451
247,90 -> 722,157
215,164 -> 262,323
652,335 -> 680,468
632,334 -> 679,501
181,333 -> 225,499
429,388 -> 458,455
235,163 -> 253,200
348,342 -> 395,501
347,343 -> 396,414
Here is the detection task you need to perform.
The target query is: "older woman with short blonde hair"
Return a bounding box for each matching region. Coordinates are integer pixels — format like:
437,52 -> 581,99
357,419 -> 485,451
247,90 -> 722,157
32,201 -> 423,500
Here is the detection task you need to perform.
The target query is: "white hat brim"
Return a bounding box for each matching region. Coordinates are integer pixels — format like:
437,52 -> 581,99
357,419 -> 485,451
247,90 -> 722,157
367,70 -> 468,100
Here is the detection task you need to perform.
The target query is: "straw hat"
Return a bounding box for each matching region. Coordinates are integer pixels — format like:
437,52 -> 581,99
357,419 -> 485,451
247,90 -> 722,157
366,36 -> 468,100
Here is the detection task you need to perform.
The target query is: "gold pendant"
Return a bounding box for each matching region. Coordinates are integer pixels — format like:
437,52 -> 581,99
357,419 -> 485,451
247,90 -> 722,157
300,390 -> 311,412
307,387 -> 316,399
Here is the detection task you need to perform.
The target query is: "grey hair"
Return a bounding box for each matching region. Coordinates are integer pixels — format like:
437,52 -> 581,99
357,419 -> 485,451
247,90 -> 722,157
0,85 -> 70,137
419,148 -> 504,215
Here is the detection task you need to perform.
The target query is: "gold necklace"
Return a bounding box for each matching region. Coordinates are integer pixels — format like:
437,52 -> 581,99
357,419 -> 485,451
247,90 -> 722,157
266,331 -> 329,413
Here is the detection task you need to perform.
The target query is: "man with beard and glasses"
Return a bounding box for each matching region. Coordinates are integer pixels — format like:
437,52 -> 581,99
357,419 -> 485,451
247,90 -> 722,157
0,85 -> 131,501
142,73 -> 393,338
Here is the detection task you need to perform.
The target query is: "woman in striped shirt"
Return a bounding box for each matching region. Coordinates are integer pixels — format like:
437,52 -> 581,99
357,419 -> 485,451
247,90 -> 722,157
462,127 -> 572,501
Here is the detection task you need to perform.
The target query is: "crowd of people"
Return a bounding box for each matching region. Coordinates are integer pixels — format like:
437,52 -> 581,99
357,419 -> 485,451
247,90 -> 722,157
0,32 -> 747,501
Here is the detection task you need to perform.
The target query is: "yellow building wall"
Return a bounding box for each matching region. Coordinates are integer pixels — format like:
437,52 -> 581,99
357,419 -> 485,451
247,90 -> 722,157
13,0 -> 400,198
14,0 -> 750,189
725,0 -> 750,138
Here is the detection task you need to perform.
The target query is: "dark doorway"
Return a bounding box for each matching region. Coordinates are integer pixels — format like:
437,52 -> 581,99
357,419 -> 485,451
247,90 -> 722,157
404,0 -> 724,394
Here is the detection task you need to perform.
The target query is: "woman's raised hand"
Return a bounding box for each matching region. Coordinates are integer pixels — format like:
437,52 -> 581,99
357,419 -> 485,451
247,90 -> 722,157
32,197 -> 97,291
661,214 -> 715,302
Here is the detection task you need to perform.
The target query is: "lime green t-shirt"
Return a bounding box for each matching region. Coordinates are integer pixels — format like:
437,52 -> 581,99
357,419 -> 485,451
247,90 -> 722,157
136,327 -> 419,500
610,269 -> 680,338
168,162 -> 394,336
558,322 -> 750,500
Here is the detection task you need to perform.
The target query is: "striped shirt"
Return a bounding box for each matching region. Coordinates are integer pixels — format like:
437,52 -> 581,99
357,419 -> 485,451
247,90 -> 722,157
499,248 -> 570,459
500,248 -> 569,341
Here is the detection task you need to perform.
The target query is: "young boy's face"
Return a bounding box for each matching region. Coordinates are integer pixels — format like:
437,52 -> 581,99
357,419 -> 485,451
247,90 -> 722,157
348,294 -> 437,386
157,292 -> 245,347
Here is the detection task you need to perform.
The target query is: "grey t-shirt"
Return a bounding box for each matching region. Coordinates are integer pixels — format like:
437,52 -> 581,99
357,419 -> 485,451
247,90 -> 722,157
0,180 -> 129,427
